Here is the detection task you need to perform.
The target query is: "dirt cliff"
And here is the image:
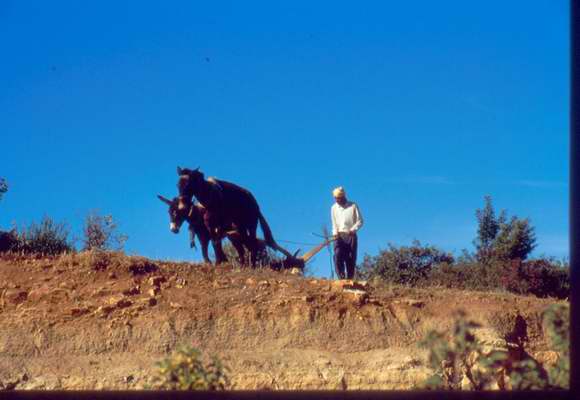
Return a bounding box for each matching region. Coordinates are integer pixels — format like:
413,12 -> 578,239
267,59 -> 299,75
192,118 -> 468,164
0,251 -> 564,390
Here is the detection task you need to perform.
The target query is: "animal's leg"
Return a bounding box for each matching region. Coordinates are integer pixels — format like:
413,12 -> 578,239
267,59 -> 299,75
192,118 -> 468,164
203,212 -> 226,265
246,224 -> 259,268
188,227 -> 196,249
228,233 -> 246,266
198,232 -> 212,264
188,225 -> 212,264
212,237 -> 227,265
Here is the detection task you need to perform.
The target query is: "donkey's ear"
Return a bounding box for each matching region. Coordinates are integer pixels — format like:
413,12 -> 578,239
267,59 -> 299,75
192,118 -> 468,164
157,194 -> 172,205
177,166 -> 183,175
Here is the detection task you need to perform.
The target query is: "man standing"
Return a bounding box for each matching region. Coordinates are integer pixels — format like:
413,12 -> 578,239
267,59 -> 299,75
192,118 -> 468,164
331,186 -> 363,280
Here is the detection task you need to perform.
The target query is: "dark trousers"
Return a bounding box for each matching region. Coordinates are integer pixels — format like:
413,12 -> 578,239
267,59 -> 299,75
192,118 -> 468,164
333,232 -> 357,279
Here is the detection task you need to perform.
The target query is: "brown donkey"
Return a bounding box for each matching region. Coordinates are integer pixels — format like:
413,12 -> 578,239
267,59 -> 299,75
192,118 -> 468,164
157,194 -> 249,265
176,167 -> 293,267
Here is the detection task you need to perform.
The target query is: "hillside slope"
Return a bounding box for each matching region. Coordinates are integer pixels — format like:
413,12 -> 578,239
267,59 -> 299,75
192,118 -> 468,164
0,251 -> 564,390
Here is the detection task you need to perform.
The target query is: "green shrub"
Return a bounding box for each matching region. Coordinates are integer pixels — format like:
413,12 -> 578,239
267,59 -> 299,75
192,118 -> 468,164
359,240 -> 454,286
428,262 -> 505,292
417,310 -> 483,390
427,262 -> 468,289
359,196 -> 566,299
83,211 -> 127,251
149,346 -> 229,391
368,257 -> 570,298
12,216 -> 74,255
417,305 -> 569,390
542,304 -> 569,388
500,259 -> 569,299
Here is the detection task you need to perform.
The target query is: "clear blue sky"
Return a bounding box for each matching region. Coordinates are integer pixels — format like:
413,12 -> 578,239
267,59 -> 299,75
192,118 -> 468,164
0,1 -> 569,277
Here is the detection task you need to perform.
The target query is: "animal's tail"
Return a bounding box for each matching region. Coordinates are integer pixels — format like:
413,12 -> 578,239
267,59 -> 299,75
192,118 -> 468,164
257,210 -> 293,258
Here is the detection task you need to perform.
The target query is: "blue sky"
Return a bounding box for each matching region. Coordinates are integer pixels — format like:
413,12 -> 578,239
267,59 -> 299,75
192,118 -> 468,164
0,1 -> 569,277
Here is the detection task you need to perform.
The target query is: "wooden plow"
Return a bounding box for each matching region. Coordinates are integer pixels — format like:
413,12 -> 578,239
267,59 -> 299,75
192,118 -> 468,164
271,236 -> 336,271
225,229 -> 336,271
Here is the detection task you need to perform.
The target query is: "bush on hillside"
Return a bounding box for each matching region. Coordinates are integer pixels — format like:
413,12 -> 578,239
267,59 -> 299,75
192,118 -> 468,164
0,229 -> 18,253
428,261 -> 505,292
11,216 -> 74,255
500,259 -> 570,299
83,211 -> 128,251
361,196 -> 561,298
363,239 -> 569,298
358,240 -> 454,285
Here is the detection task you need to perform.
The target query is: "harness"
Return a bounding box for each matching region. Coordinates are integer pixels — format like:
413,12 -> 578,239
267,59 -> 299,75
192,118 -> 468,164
207,176 -> 224,203
207,176 -> 223,190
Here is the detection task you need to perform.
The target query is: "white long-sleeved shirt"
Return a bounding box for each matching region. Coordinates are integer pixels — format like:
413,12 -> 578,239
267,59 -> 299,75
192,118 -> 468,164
331,201 -> 363,236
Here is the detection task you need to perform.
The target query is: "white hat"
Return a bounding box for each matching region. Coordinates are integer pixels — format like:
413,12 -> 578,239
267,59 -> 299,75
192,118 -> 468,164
332,186 -> 346,198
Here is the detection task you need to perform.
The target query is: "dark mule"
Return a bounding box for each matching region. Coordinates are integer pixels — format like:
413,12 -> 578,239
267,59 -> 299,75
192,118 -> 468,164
176,167 -> 293,267
158,194 -> 254,265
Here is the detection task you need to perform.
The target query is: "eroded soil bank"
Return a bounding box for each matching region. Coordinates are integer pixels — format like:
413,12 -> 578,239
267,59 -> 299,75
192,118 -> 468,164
0,252 -> 564,390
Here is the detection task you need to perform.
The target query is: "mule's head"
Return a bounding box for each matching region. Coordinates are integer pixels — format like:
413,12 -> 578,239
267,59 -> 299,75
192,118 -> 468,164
157,194 -> 189,234
176,166 -> 205,210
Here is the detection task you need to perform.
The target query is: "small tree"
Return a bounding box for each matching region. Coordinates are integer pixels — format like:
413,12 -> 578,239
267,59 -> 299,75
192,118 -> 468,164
473,196 -> 536,263
83,211 -> 127,251
493,217 -> 536,261
474,196 -> 500,256
474,195 -> 505,263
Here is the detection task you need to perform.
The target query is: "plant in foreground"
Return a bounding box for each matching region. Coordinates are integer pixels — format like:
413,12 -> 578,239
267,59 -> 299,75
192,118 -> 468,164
418,305 -> 569,390
149,346 -> 229,391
